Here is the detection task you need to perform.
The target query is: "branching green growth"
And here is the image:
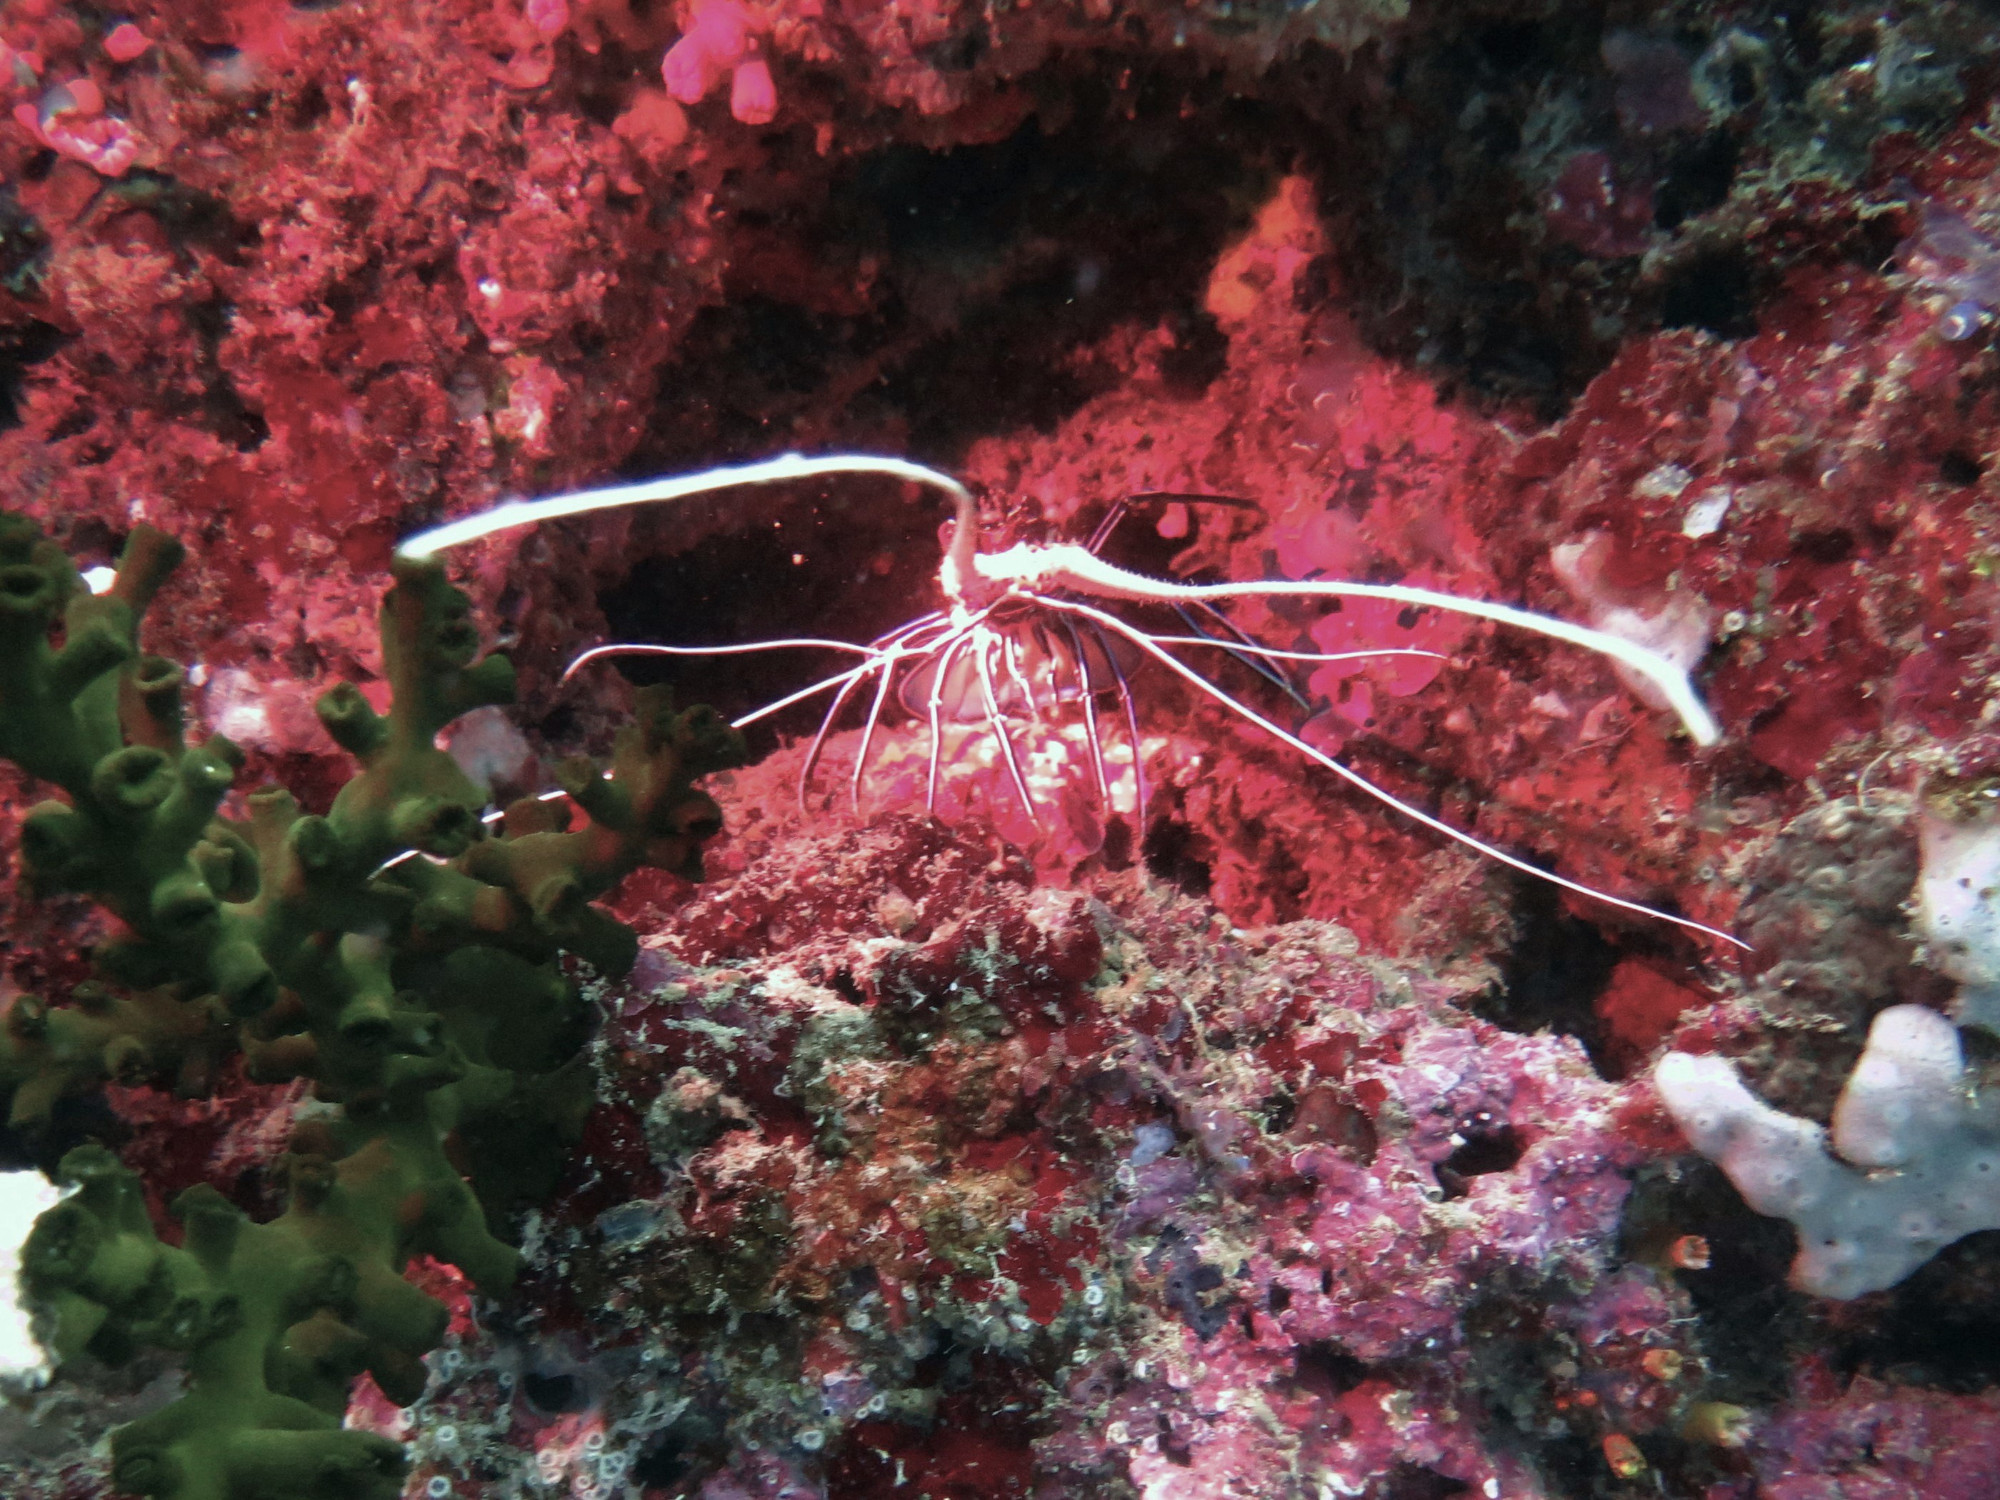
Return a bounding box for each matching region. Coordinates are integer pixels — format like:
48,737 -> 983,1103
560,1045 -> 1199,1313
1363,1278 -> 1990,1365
0,513 -> 744,1500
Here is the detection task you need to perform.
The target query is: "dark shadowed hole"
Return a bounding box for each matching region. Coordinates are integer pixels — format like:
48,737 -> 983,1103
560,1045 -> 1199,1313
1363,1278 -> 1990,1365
108,174 -> 257,260
1476,20 -> 1546,73
0,319 -> 65,430
1260,1088 -> 1298,1135
1794,527 -> 1855,565
1377,1462 -> 1471,1499
1471,877 -> 1620,1074
1142,816 -> 1212,899
1654,131 -> 1741,230
1617,1157 -> 1803,1406
1940,451 -> 1983,485
595,477 -> 942,759
0,184 -> 44,287
1660,249 -> 1758,338
1442,1122 -> 1523,1177
337,1016 -> 393,1047
0,1090 -> 124,1175
1292,1340 -> 1370,1397
631,1407 -> 728,1488
1434,1120 -> 1525,1199
1156,308 -> 1230,396
519,1369 -> 586,1414
1834,1230 -> 2000,1391
628,79 -> 1273,470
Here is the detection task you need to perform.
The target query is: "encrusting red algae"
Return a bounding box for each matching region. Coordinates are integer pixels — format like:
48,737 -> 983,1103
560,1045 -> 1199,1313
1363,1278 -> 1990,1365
3,3 -> 2000,1498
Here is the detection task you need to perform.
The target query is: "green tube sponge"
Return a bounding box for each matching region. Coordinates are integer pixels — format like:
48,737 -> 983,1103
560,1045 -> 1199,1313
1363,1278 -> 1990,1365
0,510 -> 740,1500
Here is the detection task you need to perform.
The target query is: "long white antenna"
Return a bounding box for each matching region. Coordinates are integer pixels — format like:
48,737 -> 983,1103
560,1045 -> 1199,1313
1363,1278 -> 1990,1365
395,452 -> 973,561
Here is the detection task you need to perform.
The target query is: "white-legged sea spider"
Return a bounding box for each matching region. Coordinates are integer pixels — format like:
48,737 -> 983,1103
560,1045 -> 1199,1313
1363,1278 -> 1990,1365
399,453 -> 1743,949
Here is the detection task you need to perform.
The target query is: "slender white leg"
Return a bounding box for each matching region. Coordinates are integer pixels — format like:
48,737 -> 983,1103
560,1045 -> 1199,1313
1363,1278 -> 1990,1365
924,627 -> 981,813
1058,617 -> 1113,807
974,630 -> 1040,825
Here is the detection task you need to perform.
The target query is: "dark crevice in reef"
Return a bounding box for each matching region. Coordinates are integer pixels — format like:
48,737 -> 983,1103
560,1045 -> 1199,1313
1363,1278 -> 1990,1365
1659,246 -> 1761,339
1373,1464 -> 1472,1500
109,171 -> 262,264
1289,1339 -> 1371,1398
629,11 -> 1686,472
629,1403 -> 730,1490
1297,0 -> 1977,417
1627,1152 -> 2000,1417
1619,1158 -> 1806,1409
0,317 -> 66,431
1304,5 -> 1638,418
628,66 -> 1287,474
1433,1120 -> 1525,1201
1471,876 -> 1623,1072
1142,814 -> 1214,902
615,0 -> 1960,514
1617,1159 -> 2000,1453
0,182 -> 44,290
593,472 -> 946,756
839,102 -> 1269,453
1472,870 -> 1706,1080
0,1089 -> 124,1176
1461,1271 -> 1612,1499
1828,1230 -> 2000,1393
1463,1255 -> 1794,1500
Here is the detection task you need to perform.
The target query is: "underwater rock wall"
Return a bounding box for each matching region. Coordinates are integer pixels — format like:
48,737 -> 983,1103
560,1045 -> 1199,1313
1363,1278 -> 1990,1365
4,1 -> 2000,1498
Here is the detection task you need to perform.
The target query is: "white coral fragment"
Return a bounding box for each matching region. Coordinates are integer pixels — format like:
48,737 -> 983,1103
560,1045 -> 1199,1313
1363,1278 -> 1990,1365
1549,530 -> 1714,720
1916,792 -> 2000,1032
1655,1005 -> 2000,1299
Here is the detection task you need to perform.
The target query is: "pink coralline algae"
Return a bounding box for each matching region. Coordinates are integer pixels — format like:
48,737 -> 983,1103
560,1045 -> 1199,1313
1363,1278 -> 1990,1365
1747,1363 -> 2000,1500
5,2 -> 2000,1499
540,806 -> 1711,1500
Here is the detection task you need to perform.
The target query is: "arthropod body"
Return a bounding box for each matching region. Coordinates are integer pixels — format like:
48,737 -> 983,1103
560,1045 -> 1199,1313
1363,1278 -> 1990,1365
400,453 -> 1742,948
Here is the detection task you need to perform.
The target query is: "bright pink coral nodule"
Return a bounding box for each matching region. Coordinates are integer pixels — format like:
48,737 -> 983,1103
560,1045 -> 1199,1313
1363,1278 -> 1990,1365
525,0 -> 571,37
662,0 -> 777,125
13,79 -> 137,176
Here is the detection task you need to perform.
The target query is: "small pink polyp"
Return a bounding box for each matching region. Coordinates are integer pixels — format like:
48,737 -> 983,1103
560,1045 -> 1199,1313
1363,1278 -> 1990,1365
104,23 -> 152,62
729,57 -> 776,125
14,79 -> 138,176
662,0 -> 776,125
525,0 -> 570,37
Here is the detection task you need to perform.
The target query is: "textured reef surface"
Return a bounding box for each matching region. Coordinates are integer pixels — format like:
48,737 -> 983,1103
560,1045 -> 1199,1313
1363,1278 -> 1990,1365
4,2 -> 2000,1498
